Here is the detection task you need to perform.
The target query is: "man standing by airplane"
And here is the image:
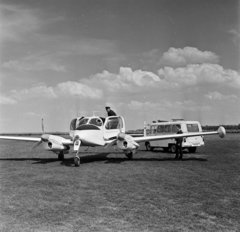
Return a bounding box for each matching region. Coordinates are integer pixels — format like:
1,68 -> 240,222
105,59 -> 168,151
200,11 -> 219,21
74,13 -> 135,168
105,106 -> 116,116
175,124 -> 183,159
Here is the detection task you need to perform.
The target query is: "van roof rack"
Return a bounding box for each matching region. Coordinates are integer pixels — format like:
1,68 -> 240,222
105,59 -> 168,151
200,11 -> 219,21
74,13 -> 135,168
157,120 -> 168,122
172,119 -> 184,121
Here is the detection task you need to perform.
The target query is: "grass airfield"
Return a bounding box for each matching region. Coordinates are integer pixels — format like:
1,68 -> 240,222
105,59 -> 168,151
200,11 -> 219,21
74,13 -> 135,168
0,134 -> 240,232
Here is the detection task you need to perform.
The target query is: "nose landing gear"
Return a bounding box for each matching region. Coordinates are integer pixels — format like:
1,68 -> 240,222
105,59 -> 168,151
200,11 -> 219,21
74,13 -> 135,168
74,156 -> 80,167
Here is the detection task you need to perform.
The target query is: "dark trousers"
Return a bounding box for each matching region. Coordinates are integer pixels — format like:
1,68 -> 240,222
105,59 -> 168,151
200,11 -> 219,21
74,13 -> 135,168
175,142 -> 183,159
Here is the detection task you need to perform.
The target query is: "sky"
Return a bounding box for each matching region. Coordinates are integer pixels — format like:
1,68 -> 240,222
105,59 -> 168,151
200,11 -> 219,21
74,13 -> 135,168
0,0 -> 240,133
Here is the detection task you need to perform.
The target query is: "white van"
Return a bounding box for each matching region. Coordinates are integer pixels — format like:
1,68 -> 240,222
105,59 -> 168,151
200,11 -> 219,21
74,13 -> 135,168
145,120 -> 204,153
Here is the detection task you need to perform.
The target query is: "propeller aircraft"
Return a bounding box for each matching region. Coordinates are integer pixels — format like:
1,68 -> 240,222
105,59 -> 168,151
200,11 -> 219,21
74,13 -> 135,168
0,115 -> 226,167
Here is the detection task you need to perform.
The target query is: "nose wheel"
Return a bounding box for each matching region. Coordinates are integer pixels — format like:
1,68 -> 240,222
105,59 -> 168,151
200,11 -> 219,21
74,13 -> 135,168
74,156 -> 80,167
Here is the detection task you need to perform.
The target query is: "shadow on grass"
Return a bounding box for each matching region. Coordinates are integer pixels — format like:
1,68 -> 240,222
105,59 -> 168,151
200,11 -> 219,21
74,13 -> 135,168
60,153 -> 208,167
0,153 -> 207,167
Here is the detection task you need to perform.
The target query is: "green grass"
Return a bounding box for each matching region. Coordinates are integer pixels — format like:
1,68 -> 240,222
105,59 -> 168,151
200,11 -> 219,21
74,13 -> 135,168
0,134 -> 240,231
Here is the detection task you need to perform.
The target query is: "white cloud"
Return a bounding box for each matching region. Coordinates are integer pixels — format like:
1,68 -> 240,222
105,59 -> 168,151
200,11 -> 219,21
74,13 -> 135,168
56,81 -> 103,99
11,85 -> 57,100
0,4 -> 41,42
205,91 -> 238,100
3,53 -> 67,72
0,94 -> 17,105
127,100 -> 211,112
228,29 -> 240,46
9,81 -> 103,100
82,67 -> 165,93
158,63 -> 240,88
159,47 -> 219,67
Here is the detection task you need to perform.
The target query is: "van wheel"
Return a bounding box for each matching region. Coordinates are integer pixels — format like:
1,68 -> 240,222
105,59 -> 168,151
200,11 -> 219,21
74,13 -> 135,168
146,142 -> 154,151
170,144 -> 176,153
188,147 -> 197,153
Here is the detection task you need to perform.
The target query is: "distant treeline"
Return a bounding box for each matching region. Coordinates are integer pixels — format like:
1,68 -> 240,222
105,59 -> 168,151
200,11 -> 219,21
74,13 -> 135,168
1,124 -> 240,136
202,124 -> 240,133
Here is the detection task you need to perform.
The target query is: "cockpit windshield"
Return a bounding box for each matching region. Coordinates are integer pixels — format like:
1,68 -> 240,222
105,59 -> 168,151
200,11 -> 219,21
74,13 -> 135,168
77,118 -> 88,127
89,118 -> 103,126
71,117 -> 103,130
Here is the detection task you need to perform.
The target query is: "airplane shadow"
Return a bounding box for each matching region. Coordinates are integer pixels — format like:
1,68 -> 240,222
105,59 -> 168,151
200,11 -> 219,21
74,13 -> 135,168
60,153 -> 208,167
0,153 -> 208,167
0,158 -> 62,164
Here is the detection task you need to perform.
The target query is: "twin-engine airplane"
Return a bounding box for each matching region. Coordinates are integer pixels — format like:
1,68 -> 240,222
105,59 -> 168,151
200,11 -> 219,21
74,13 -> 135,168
0,115 -> 226,167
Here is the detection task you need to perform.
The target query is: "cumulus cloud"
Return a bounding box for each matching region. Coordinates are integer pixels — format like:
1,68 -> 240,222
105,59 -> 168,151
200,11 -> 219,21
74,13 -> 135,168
82,67 -> 165,92
0,4 -> 41,42
0,94 -> 17,105
205,91 -> 238,100
158,63 -> 240,88
228,29 -> 240,46
3,53 -> 67,72
127,100 -> 211,112
11,85 -> 57,99
9,82 -> 102,100
159,47 -> 219,67
56,81 -> 103,99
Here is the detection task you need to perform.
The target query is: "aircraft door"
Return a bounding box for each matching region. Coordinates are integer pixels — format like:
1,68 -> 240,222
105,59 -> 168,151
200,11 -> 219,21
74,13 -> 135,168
103,116 -> 125,140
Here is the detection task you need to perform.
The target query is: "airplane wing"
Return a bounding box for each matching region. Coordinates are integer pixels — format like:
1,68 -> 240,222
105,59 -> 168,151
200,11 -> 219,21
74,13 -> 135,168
104,127 -> 226,148
0,135 -> 73,146
132,127 -> 226,143
0,136 -> 41,142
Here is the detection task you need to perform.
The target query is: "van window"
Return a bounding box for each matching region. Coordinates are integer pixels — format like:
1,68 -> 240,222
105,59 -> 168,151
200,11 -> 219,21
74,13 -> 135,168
150,125 -> 157,134
164,125 -> 171,132
187,124 -> 199,132
157,125 -> 164,133
172,124 -> 178,132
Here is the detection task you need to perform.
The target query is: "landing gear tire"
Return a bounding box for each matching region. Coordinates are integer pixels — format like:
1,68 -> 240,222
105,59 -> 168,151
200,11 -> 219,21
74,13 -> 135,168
58,152 -> 64,161
170,144 -> 176,153
74,156 -> 80,167
146,142 -> 154,151
126,152 -> 133,160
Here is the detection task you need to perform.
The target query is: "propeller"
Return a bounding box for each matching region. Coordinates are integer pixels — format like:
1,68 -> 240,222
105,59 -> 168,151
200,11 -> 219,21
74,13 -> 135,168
31,118 -> 49,150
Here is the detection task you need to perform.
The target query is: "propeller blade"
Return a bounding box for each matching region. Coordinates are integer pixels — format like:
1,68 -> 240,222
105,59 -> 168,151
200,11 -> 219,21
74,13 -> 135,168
31,140 -> 42,150
42,118 -> 44,133
104,139 -> 117,148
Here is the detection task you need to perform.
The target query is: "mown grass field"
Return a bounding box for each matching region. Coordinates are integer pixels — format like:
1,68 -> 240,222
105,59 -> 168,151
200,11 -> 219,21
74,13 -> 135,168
0,134 -> 240,232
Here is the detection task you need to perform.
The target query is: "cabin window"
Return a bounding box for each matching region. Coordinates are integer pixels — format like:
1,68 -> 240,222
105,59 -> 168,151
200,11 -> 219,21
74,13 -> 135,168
187,124 -> 199,132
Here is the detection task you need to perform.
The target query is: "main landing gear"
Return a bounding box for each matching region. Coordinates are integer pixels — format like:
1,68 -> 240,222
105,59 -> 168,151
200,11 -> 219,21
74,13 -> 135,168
58,152 -> 64,161
125,152 -> 133,160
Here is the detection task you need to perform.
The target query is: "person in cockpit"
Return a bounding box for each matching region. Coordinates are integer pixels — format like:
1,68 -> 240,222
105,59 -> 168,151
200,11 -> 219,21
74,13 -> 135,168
105,106 -> 116,116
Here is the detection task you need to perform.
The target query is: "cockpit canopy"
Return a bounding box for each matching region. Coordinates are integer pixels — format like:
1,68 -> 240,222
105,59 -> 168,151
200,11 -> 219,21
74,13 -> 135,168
70,117 -> 103,130
70,116 -> 124,131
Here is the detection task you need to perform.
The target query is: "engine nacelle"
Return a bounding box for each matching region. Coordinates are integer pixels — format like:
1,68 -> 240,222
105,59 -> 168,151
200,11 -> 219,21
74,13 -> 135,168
117,139 -> 138,151
43,141 -> 70,152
